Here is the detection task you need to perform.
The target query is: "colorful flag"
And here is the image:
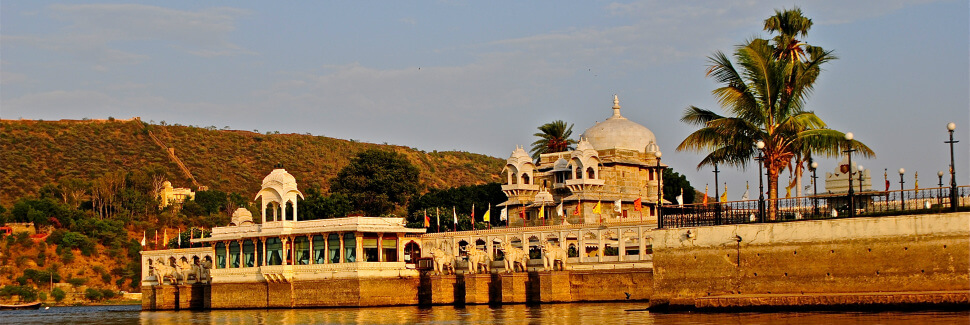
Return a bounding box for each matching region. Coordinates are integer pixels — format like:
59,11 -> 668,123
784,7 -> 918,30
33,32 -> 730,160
538,204 -> 545,219
140,231 -> 146,247
500,207 -> 508,222
703,184 -> 709,205
677,188 -> 684,207
634,197 -> 642,211
452,206 -> 458,231
519,207 -> 526,220
573,200 -> 581,215
471,204 -> 476,230
154,230 -> 158,250
436,207 -> 441,232
592,201 -> 602,214
177,227 -> 182,248
424,209 -> 430,228
483,205 -> 491,223
163,229 -> 168,249
741,182 -> 750,201
720,183 -> 728,202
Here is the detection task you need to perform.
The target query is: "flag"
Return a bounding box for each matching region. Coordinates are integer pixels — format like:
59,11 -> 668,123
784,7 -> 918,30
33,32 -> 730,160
592,201 -> 602,214
785,185 -> 791,198
914,172 -> 919,191
177,227 -> 182,248
634,197 -> 642,211
140,231 -> 146,247
614,199 -> 622,213
885,179 -> 890,191
556,202 -> 564,217
424,209 -> 430,228
720,183 -> 728,202
573,200 -> 581,215
154,230 -> 158,250
471,204 -> 476,230
163,229 -> 168,248
483,205 -> 491,223
452,206 -> 458,230
519,207 -> 526,220
539,204 -> 545,219
436,207 -> 441,232
741,182 -> 750,201
702,185 -> 709,205
500,207 -> 508,222
677,188 -> 684,207
190,228 -> 194,248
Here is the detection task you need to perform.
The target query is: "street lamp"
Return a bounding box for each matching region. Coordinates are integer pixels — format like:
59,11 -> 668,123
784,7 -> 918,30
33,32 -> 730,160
756,140 -> 765,222
858,165 -> 865,193
844,132 -> 856,218
656,150 -> 663,228
938,171 -> 945,208
713,162 -> 721,224
899,168 -> 906,210
945,122 -> 959,212
811,161 -> 819,216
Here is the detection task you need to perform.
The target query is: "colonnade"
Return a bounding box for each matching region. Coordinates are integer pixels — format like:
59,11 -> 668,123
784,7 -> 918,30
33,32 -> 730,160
211,231 -> 402,270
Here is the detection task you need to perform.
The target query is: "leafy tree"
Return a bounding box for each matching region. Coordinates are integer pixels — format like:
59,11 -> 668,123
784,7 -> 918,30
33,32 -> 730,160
51,287 -> 66,303
299,187 -> 353,220
408,183 -> 505,231
529,120 -> 577,159
662,169 -> 696,205
676,8 -> 874,219
330,149 -> 421,216
84,288 -> 104,301
195,189 -> 228,215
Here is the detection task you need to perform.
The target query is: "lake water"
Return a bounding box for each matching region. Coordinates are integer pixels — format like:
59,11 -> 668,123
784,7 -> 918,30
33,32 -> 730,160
3,303 -> 967,324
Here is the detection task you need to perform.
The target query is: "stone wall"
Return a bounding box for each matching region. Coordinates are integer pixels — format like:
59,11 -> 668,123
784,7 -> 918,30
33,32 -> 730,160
652,212 -> 970,302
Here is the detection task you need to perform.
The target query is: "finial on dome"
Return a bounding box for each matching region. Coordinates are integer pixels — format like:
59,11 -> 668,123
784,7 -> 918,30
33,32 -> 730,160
611,94 -> 622,117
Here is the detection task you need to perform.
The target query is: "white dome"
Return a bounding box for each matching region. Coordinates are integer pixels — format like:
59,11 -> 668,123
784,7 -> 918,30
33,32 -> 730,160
580,95 -> 657,152
552,158 -> 570,171
262,168 -> 297,189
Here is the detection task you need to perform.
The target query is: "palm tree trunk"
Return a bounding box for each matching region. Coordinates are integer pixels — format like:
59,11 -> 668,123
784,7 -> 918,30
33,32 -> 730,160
767,166 -> 780,221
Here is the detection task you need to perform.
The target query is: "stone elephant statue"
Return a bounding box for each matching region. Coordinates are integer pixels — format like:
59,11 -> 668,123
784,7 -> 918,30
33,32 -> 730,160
466,248 -> 491,274
429,247 -> 455,275
154,258 -> 181,285
499,242 -> 528,273
541,242 -> 568,271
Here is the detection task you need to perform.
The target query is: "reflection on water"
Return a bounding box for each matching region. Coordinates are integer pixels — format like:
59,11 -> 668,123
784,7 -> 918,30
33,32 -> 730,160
2,303 -> 967,325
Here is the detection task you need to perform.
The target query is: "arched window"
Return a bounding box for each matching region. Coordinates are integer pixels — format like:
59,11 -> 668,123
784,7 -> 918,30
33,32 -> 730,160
522,173 -> 530,185
285,201 -> 295,221
576,168 -> 582,179
403,241 -> 421,264
587,167 -> 595,179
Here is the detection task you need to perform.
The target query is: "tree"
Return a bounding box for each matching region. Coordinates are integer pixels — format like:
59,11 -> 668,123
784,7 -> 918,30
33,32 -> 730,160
662,169 -> 695,205
330,149 -> 421,216
677,8 -> 874,220
51,287 -> 66,303
529,120 -> 577,159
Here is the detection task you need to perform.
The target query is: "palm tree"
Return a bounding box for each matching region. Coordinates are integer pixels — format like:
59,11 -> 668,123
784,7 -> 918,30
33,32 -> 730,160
677,19 -> 873,220
530,120 -> 577,159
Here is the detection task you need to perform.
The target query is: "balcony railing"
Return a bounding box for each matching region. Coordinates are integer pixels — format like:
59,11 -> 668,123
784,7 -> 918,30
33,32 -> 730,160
659,185 -> 969,229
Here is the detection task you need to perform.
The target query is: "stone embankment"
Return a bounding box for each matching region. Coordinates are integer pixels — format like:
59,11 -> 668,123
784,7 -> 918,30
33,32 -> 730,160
650,212 -> 969,311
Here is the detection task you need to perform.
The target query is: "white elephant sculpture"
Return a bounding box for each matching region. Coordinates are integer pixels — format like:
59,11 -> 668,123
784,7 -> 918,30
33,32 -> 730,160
429,247 -> 455,275
499,242 -> 528,273
541,242 -> 568,271
466,248 -> 491,274
153,258 -> 181,285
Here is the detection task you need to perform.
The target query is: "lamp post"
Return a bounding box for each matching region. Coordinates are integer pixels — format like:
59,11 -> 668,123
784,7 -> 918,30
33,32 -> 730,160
656,150 -> 663,228
858,165 -> 865,193
945,122 -> 959,212
938,171 -> 945,208
713,162 -> 721,224
811,161 -> 819,216
756,140 -> 765,222
844,133 -> 856,218
899,168 -> 906,211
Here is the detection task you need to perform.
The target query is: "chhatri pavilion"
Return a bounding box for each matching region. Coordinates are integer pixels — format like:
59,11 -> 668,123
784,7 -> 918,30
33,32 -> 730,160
501,95 -> 667,226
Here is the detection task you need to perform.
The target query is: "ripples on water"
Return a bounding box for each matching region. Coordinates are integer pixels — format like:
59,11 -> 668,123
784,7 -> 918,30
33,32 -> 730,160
2,303 -> 967,324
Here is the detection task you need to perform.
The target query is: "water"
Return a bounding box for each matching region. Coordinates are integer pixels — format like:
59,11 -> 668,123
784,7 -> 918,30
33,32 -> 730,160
3,303 -> 967,324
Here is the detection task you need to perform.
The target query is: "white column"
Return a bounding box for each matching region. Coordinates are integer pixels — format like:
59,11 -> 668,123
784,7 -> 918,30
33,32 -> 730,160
618,228 -> 626,260
597,229 -> 604,262
378,233 -> 384,262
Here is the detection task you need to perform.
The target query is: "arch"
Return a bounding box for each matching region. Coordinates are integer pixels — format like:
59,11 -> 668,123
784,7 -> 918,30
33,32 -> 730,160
492,238 -> 505,261
544,233 -> 559,241
521,173 -> 530,185
567,243 -> 579,257
603,231 -> 619,257
510,236 -> 523,249
475,239 -> 487,250
528,236 -> 542,260
457,240 -> 469,257
404,241 -> 421,264
586,167 -> 596,179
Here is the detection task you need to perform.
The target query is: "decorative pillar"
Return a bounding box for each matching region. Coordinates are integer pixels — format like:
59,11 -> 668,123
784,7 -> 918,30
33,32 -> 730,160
261,238 -> 267,266
355,232 -> 364,263
308,235 -> 314,265
339,233 -> 345,263
618,229 -> 626,260
377,233 -> 384,262
261,201 -> 267,223
224,241 -> 230,268
396,235 -> 404,263
597,229 -> 604,263
578,233 -> 586,263
292,199 -> 298,221
638,228 -> 646,260
281,237 -> 288,266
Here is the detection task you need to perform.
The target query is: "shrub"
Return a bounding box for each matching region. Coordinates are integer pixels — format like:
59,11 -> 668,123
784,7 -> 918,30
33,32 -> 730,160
67,277 -> 87,287
84,288 -> 103,301
101,288 -> 116,299
51,287 -> 66,302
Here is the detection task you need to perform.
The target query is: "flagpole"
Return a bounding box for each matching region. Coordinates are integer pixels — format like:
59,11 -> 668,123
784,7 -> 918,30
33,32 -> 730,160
436,207 -> 440,233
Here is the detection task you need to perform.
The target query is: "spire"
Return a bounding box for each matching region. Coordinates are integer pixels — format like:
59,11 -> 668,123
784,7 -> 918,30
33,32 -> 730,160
612,94 -> 622,117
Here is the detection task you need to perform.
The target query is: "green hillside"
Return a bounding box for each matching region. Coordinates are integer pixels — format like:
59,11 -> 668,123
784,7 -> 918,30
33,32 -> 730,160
0,118 -> 503,205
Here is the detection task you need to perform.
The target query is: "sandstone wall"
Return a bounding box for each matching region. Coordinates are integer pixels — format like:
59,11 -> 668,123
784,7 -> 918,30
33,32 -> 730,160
652,212 -> 970,301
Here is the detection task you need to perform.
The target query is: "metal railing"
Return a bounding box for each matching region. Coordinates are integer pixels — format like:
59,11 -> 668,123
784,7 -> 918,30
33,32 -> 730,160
659,185 -> 970,228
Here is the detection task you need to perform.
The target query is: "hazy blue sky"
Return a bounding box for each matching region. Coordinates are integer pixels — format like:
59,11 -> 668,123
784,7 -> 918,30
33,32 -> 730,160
2,1 -> 968,195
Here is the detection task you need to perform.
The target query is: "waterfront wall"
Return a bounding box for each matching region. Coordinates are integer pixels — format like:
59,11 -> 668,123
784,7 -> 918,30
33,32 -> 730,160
651,212 -> 970,304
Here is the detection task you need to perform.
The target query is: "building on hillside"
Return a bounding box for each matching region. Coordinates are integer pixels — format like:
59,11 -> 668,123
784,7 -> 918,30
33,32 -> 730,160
159,181 -> 195,208
500,95 -> 667,227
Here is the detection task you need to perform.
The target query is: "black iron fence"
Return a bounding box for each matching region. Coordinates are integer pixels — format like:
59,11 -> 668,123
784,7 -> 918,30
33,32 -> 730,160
659,185 -> 970,229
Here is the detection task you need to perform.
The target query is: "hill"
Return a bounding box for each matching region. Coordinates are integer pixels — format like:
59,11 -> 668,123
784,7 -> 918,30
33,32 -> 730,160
0,118 -> 504,205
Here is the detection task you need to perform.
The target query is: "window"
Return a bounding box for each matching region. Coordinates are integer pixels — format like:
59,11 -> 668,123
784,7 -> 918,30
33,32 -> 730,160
295,236 -> 310,265
328,234 -> 340,263
242,240 -> 255,267
362,233 -> 379,262
215,242 -> 226,269
343,233 -> 357,263
522,174 -> 530,184
266,238 -> 283,265
229,242 -> 240,268
587,167 -> 595,179
382,236 -> 398,262
313,235 -> 327,264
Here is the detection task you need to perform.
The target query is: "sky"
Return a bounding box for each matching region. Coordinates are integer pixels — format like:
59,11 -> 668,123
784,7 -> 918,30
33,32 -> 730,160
2,0 -> 968,196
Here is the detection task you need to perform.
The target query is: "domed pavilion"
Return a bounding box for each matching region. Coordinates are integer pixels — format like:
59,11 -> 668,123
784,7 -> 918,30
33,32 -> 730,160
500,95 -> 667,226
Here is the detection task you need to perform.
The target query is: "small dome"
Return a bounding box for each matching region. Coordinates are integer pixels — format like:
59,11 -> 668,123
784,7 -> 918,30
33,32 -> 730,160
262,168 -> 297,188
230,208 -> 254,226
509,145 -> 530,161
534,189 -> 554,204
552,158 -> 570,171
645,140 -> 660,154
580,95 -> 657,152
162,181 -> 173,188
